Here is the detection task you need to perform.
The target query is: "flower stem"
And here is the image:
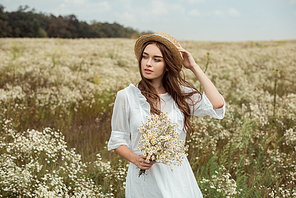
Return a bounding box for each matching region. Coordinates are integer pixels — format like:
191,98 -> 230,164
273,69 -> 279,117
138,169 -> 146,177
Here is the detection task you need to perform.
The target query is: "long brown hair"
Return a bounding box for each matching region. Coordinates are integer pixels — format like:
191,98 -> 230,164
137,41 -> 201,134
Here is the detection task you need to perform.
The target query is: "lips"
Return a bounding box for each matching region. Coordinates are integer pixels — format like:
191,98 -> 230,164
144,69 -> 153,74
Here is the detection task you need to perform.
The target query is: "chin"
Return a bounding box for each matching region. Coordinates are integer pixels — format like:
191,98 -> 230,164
143,76 -> 153,81
142,73 -> 152,80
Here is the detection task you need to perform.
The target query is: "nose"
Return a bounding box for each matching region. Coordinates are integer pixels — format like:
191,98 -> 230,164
146,58 -> 152,67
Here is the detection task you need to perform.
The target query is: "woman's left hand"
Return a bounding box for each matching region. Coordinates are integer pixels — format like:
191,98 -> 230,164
177,44 -> 198,70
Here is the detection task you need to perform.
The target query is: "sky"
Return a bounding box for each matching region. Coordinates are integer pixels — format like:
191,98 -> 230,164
1,0 -> 296,41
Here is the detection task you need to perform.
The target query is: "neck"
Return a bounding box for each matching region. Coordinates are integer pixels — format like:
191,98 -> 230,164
151,81 -> 166,94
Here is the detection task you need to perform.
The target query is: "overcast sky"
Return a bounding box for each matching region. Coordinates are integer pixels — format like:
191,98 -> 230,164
1,0 -> 296,41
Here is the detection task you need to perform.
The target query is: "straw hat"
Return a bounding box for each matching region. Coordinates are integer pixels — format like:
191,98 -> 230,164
134,32 -> 183,66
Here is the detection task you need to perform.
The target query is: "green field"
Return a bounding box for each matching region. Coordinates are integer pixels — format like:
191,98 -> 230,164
0,38 -> 295,197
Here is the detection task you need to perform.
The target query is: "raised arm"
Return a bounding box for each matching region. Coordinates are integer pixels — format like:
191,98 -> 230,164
177,45 -> 224,109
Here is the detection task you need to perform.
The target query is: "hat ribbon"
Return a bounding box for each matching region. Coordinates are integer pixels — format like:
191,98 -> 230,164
155,34 -> 170,42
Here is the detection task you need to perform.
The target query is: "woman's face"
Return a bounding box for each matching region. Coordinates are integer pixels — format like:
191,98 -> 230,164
141,44 -> 167,83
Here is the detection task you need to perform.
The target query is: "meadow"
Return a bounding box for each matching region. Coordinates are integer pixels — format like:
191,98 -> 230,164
0,38 -> 295,197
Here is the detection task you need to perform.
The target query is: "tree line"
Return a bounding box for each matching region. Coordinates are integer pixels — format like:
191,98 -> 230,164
0,5 -> 152,38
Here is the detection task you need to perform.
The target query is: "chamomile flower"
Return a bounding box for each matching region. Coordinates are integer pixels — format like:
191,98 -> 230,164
137,112 -> 188,176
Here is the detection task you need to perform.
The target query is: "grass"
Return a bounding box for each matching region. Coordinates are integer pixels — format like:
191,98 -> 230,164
0,38 -> 295,197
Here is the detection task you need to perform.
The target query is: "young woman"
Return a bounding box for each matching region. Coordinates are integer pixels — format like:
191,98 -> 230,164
108,32 -> 225,198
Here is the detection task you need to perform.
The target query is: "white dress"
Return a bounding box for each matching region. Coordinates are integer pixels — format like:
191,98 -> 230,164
108,84 -> 225,198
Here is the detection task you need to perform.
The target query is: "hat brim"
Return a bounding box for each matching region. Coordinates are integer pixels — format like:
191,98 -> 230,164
134,34 -> 183,66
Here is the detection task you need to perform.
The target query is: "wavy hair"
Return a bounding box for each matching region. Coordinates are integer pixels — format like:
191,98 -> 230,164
137,41 -> 201,133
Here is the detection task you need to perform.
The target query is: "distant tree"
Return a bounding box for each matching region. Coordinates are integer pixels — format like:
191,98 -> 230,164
141,30 -> 154,35
37,27 -> 47,38
77,21 -> 92,38
5,5 -> 46,37
0,5 -> 9,37
0,4 -> 148,38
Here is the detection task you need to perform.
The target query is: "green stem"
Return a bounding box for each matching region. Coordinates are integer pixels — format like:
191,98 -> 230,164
199,52 -> 210,91
273,69 -> 278,117
204,52 -> 210,73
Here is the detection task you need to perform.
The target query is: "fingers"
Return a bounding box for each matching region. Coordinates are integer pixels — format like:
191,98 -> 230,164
177,42 -> 183,48
176,46 -> 186,53
176,43 -> 186,51
176,46 -> 191,58
136,155 -> 155,170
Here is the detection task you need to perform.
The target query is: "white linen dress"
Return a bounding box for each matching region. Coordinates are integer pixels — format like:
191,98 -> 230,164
108,84 -> 225,198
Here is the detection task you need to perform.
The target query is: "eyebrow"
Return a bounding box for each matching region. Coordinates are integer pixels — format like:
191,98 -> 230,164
143,52 -> 163,59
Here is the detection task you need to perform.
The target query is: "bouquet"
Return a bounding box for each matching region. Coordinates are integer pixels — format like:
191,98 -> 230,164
137,112 -> 188,177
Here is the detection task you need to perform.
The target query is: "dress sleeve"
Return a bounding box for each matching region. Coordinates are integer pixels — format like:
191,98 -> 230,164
107,90 -> 131,151
190,92 -> 225,119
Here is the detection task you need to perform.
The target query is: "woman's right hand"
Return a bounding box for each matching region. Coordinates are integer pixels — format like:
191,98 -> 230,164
135,155 -> 155,170
115,146 -> 155,170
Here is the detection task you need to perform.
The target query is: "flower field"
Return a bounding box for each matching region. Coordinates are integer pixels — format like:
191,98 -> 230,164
0,38 -> 295,197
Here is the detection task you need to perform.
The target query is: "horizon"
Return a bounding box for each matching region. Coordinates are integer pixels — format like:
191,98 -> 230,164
1,0 -> 296,42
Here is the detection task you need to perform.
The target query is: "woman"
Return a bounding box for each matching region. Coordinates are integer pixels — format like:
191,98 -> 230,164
108,32 -> 225,197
